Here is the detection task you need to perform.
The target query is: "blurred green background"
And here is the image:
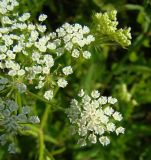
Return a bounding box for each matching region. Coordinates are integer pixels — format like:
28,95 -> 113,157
1,0 -> 151,159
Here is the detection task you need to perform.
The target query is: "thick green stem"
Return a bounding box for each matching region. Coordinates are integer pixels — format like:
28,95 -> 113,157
39,128 -> 45,160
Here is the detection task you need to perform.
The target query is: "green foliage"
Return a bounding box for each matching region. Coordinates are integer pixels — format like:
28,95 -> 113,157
0,0 -> 151,160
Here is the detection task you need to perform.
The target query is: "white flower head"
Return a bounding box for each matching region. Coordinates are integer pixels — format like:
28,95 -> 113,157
98,96 -> 108,105
47,42 -> 56,50
57,78 -> 68,88
62,66 -> 73,75
82,51 -> 91,59
72,49 -> 80,58
99,136 -> 110,146
91,90 -> 100,99
66,89 -> 124,147
104,106 -> 114,116
17,69 -> 25,76
88,134 -> 97,144
78,89 -> 85,97
38,14 -> 47,22
44,90 -> 53,100
108,96 -> 118,104
106,122 -> 116,132
19,13 -> 30,22
113,111 -> 123,121
116,127 -> 125,135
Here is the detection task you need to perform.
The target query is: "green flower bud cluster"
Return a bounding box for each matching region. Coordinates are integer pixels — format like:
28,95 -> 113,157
0,98 -> 40,153
93,10 -> 131,47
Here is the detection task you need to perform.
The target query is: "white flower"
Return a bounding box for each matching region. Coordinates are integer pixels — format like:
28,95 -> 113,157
106,122 -> 116,132
88,134 -> 97,144
0,45 -> 7,52
38,14 -> 47,22
42,67 -> 50,74
32,52 -> 41,62
98,96 -> 108,105
104,106 -> 114,116
82,95 -> 91,104
28,24 -> 36,30
83,26 -> 90,34
44,90 -> 53,100
17,69 -> 25,76
2,16 -> 13,24
43,55 -> 54,68
116,127 -> 125,135
6,50 -> 16,59
72,49 -> 80,58
112,111 -> 123,121
91,90 -> 100,99
108,96 -> 118,104
30,30 -> 39,41
62,66 -> 73,75
37,25 -> 47,33
86,35 -> 95,44
95,126 -> 105,135
19,13 -> 30,22
57,78 -> 68,88
0,54 -> 6,60
99,136 -> 110,146
36,43 -> 47,52
82,51 -> 91,59
47,42 -> 56,50
8,70 -> 17,76
13,44 -> 22,53
35,81 -> 45,89
65,42 -> 73,51
78,89 -> 85,97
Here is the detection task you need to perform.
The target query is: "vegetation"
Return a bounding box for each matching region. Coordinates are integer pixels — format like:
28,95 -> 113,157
0,0 -> 151,160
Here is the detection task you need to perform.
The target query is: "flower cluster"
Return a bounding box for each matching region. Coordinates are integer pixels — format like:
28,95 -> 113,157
56,23 -> 95,59
66,89 -> 125,146
0,0 -> 95,101
93,10 -> 131,47
0,0 -> 19,15
0,97 -> 40,153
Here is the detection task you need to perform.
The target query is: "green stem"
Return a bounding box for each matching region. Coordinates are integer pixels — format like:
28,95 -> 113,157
6,87 -> 14,98
41,104 -> 50,129
40,87 -> 61,136
15,91 -> 22,113
39,128 -> 44,160
26,90 -> 51,104
21,124 -> 59,145
25,89 -> 61,159
50,147 -> 66,156
44,135 -> 59,145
